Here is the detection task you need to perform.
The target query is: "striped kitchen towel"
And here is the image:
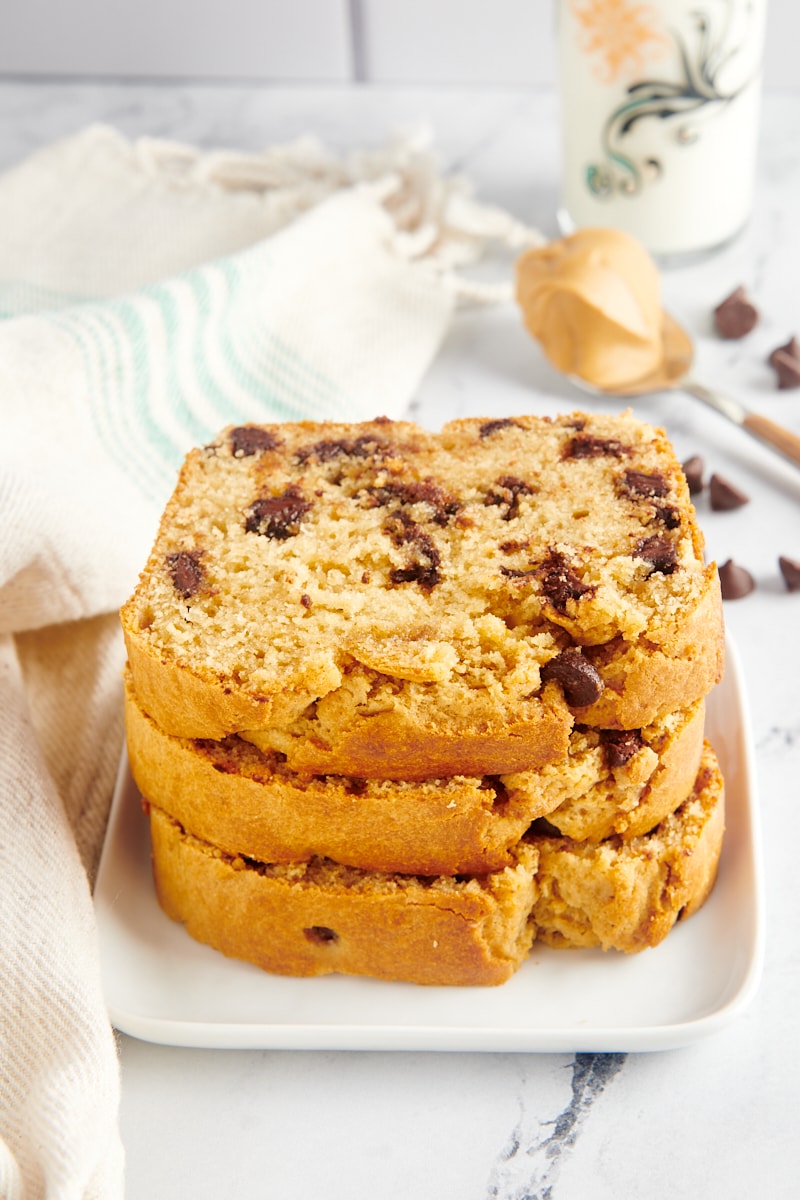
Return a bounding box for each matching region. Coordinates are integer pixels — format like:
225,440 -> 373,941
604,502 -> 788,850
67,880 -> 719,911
0,123 -> 542,1200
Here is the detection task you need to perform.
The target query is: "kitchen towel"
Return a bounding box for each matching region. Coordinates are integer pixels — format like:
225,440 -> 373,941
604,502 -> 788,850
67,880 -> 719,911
0,123 -> 543,1199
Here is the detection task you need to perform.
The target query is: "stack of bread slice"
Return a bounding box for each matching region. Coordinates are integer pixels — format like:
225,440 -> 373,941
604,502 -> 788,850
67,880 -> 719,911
120,412 -> 726,986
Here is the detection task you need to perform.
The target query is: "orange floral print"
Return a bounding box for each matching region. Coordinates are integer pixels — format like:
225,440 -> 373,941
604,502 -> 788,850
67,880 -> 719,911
570,0 -> 670,83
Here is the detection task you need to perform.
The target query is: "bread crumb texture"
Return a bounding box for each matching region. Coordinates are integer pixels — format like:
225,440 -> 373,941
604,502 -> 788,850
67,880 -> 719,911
121,413 -> 723,773
530,741 -> 725,952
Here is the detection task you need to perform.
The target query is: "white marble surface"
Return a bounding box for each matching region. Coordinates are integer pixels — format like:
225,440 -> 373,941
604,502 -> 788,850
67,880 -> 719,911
2,81 -> 798,1199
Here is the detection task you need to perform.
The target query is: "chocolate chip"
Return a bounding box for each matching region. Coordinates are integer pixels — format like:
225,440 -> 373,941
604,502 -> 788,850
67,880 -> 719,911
779,556 -> 800,591
768,338 -> 800,389
390,559 -> 441,589
500,566 -> 537,580
383,509 -> 428,548
601,728 -> 644,768
563,433 -> 630,459
714,286 -> 759,339
537,549 -> 593,612
479,419 -> 520,438
771,351 -> 800,389
768,336 -> 800,367
634,535 -> 678,574
527,816 -> 563,838
484,476 -> 536,520
718,559 -> 756,600
681,455 -> 704,495
362,478 -> 461,525
295,436 -> 392,463
303,926 -> 339,945
166,550 -> 204,598
230,426 -> 280,457
620,469 -> 669,498
709,473 -> 750,511
540,649 -> 605,707
654,504 -> 681,530
300,593 -> 312,609
384,511 -> 442,590
245,485 -> 311,539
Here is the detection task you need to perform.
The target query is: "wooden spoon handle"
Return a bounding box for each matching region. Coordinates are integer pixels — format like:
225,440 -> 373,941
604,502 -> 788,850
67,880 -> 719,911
685,380 -> 800,471
742,412 -> 800,468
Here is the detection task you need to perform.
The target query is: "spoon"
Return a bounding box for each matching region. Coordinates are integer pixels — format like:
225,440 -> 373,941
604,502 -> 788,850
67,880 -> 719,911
579,312 -> 800,471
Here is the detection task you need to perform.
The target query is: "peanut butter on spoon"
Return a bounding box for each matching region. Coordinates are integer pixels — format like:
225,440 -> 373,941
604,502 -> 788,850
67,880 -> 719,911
515,227 -> 665,391
515,228 -> 800,471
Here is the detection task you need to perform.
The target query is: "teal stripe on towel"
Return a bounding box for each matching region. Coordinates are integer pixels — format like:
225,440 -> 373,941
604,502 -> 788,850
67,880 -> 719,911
217,257 -> 349,421
0,281 -> 89,318
10,248 -> 355,504
53,307 -> 179,503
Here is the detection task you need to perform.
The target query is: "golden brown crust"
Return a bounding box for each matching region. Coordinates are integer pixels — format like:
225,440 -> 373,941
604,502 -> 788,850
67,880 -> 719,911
126,675 -> 706,873
150,810 -> 539,987
126,684 -> 532,876
529,742 -> 725,952
147,746 -> 724,984
239,685 -> 573,779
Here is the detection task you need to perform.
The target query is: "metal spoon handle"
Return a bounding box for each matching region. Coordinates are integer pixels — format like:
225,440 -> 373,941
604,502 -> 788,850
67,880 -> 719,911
684,379 -> 800,470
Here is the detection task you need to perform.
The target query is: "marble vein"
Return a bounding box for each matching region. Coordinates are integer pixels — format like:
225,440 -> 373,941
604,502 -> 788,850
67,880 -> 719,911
485,1053 -> 627,1200
757,723 -> 800,751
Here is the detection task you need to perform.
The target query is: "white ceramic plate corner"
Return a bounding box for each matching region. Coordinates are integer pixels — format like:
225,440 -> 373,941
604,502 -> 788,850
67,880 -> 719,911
94,635 -> 764,1052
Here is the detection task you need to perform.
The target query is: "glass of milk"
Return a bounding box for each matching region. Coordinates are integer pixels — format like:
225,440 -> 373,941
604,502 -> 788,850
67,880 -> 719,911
556,0 -> 768,259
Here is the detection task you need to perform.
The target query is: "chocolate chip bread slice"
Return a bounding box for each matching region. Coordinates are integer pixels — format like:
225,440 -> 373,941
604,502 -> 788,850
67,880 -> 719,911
149,807 -> 540,987
147,743 -> 724,985
121,413 -> 723,777
126,671 -> 705,874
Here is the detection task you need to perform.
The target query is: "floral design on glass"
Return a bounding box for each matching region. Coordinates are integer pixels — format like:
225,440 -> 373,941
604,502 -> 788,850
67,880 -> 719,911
571,0 -> 759,200
571,0 -> 670,84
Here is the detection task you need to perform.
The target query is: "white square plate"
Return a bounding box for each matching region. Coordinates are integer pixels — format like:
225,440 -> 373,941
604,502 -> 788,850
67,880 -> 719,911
94,636 -> 763,1052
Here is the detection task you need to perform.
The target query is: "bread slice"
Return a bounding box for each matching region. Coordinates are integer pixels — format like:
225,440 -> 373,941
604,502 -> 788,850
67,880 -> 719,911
121,413 -> 723,778
149,808 -> 539,987
530,741 -> 725,952
148,744 -> 724,985
126,672 -> 705,874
